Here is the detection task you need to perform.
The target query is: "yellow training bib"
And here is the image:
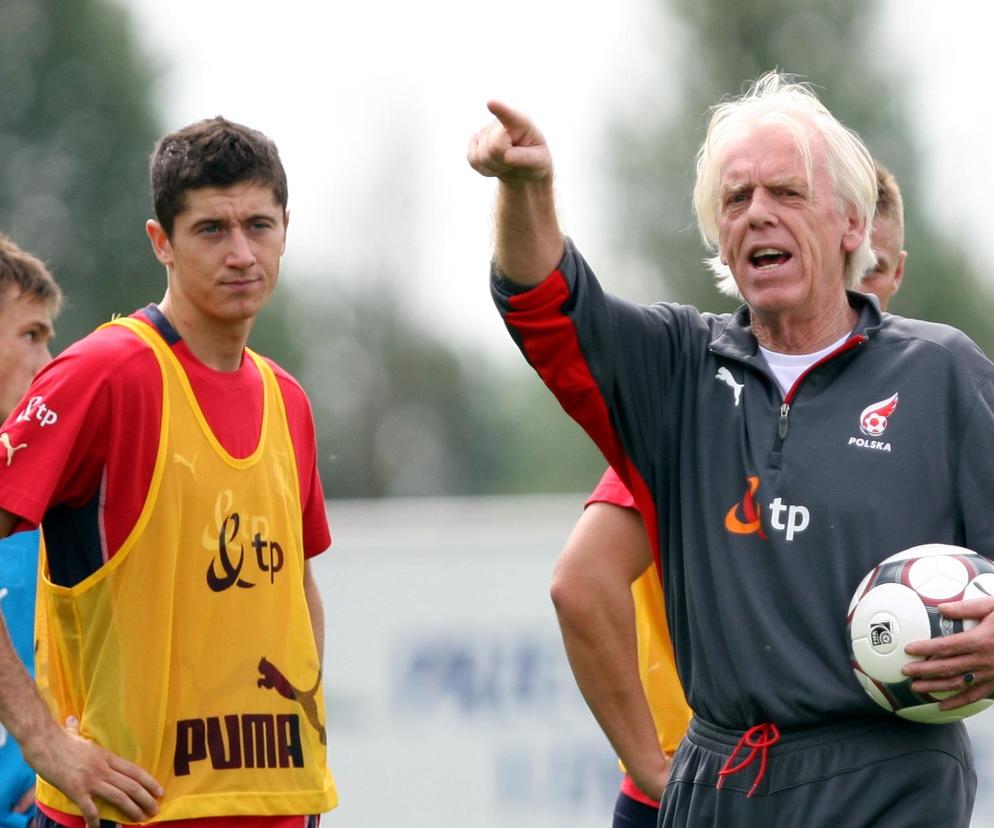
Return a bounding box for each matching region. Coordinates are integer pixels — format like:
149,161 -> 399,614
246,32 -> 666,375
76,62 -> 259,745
36,319 -> 336,821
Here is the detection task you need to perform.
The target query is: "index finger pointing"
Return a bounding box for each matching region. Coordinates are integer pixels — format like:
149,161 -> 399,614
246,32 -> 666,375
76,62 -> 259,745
486,100 -> 534,144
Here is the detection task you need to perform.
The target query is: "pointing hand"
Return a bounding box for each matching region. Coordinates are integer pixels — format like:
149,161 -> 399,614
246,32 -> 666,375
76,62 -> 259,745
467,101 -> 553,182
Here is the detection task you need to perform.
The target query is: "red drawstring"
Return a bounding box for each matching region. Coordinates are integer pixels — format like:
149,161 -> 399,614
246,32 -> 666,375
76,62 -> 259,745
716,722 -> 781,797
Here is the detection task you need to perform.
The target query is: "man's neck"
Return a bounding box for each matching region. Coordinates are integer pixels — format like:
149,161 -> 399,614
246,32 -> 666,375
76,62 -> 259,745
156,297 -> 251,372
751,299 -> 858,355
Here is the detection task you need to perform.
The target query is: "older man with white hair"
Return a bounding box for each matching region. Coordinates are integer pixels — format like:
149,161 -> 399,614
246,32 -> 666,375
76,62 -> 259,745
468,71 -> 994,826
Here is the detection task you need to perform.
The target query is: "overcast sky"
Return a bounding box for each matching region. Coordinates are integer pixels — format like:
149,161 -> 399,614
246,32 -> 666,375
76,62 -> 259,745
121,0 -> 994,357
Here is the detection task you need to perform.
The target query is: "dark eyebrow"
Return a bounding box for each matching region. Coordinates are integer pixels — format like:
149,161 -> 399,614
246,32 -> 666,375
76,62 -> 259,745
24,319 -> 54,338
190,216 -> 225,231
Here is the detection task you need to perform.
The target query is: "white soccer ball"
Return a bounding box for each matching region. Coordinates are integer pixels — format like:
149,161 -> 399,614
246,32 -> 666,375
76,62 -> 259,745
847,543 -> 994,723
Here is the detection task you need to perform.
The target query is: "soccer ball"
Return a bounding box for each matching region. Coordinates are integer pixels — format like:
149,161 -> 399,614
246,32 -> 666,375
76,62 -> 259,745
847,543 -> 994,723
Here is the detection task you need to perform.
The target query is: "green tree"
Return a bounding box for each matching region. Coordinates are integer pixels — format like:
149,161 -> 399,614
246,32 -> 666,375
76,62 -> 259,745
0,0 -> 162,345
0,0 -> 613,499
285,284 -> 602,498
607,0 -> 994,354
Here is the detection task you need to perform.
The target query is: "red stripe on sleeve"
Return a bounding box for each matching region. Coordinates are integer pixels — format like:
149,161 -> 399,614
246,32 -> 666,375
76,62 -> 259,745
505,271 -> 662,582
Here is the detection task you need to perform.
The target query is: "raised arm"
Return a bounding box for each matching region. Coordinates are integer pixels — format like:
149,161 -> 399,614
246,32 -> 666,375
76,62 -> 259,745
467,100 -> 565,286
0,507 -> 162,828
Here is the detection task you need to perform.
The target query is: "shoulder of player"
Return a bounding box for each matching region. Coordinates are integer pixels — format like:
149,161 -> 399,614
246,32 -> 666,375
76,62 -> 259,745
48,322 -> 161,381
17,323 -> 159,421
869,315 -> 994,411
8,323 -> 161,432
876,315 -> 994,369
256,355 -> 315,414
255,354 -> 300,389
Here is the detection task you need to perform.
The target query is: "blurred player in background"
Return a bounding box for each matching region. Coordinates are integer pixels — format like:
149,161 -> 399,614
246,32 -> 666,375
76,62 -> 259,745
0,234 -> 61,828
0,117 -> 336,828
859,162 -> 907,311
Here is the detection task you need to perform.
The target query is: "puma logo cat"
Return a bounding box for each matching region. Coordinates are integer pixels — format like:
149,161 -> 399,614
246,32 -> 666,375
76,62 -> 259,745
0,434 -> 27,466
715,367 -> 745,407
257,656 -> 326,745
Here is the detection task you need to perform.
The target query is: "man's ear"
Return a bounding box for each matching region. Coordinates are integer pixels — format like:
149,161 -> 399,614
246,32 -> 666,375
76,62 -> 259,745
146,220 -> 173,267
841,205 -> 867,255
892,250 -> 907,294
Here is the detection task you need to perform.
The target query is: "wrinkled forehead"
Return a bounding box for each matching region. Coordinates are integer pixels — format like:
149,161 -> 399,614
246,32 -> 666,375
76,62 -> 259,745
717,119 -> 823,189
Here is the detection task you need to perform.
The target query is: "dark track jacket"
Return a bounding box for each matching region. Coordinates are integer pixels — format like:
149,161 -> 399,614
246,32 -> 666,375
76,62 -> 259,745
492,239 -> 994,729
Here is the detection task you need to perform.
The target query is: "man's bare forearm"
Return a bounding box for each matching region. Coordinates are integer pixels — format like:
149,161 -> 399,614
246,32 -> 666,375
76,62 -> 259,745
0,505 -> 163,825
0,507 -> 53,757
493,178 -> 565,288
554,570 -> 669,799
0,613 -> 59,761
552,502 -> 670,800
469,101 -> 566,287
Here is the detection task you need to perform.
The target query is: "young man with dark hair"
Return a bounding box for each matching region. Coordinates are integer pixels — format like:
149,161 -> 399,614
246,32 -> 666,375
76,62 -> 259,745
0,117 -> 337,828
0,234 -> 61,828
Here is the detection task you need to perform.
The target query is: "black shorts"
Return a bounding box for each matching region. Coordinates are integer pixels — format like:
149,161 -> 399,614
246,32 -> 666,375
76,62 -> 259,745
613,789 -> 658,828
659,715 -> 976,828
36,817 -> 117,828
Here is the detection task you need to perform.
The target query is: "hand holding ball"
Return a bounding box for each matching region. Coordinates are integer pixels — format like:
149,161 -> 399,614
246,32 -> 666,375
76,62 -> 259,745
847,543 -> 994,723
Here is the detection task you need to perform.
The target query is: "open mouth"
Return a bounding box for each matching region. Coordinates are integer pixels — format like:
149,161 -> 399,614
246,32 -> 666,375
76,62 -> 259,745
750,248 -> 792,270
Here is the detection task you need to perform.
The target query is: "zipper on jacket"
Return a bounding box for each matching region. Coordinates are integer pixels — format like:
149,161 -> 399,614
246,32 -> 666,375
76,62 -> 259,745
770,334 -> 866,452
777,403 -> 790,440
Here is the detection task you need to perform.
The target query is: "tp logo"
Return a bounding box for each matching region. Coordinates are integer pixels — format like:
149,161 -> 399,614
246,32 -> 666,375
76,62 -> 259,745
768,497 -> 810,541
725,477 -> 767,539
725,478 -> 810,542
